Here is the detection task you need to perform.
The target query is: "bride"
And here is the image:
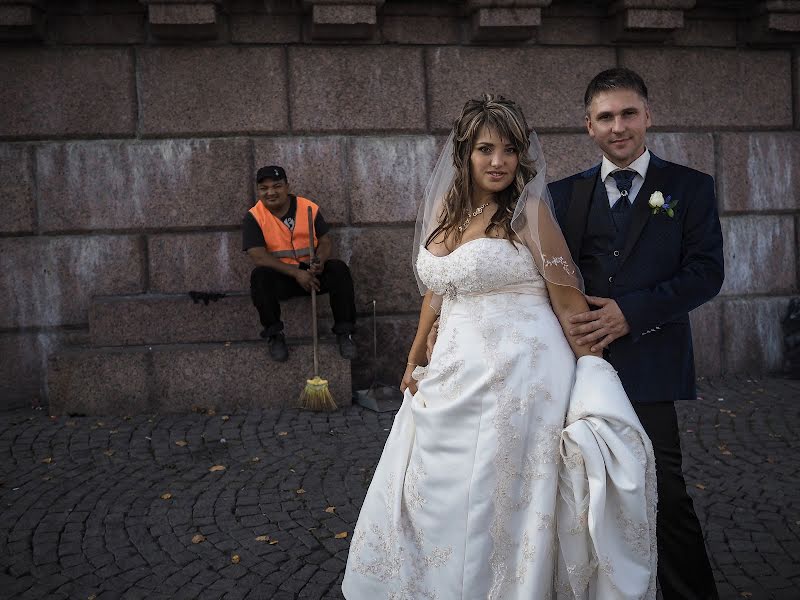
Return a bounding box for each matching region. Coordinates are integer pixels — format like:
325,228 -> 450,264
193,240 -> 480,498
342,95 -> 657,599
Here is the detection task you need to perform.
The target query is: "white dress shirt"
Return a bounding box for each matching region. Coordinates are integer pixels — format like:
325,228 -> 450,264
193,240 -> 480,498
601,149 -> 651,208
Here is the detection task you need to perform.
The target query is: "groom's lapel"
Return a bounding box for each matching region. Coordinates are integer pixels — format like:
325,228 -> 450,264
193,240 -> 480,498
564,168 -> 598,262
620,153 -> 670,265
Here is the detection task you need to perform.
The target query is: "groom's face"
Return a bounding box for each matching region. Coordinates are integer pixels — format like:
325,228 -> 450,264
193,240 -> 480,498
585,88 -> 651,168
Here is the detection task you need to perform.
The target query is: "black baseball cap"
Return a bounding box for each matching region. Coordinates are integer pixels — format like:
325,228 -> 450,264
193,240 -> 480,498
256,165 -> 287,183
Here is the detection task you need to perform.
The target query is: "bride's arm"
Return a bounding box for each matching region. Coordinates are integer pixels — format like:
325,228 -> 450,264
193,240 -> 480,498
545,282 -> 602,359
400,290 -> 440,394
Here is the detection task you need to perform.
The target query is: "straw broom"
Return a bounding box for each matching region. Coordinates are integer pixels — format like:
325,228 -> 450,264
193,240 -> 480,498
298,206 -> 337,411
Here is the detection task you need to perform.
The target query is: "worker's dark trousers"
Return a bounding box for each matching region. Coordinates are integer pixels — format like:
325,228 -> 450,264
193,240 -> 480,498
250,259 -> 356,337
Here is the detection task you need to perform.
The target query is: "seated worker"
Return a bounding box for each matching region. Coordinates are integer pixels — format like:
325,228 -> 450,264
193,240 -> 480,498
242,165 -> 357,362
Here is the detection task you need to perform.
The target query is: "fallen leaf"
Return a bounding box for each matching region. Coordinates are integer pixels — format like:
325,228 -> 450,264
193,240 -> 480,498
175,440 -> 188,447
221,415 -> 230,421
766,456 -> 776,464
191,534 -> 206,544
324,506 -> 336,513
209,465 -> 226,472
278,431 -> 288,436
88,595 -> 97,600
103,449 -> 114,457
269,540 -> 279,545
231,554 -> 240,564
251,457 -> 260,462
96,421 -> 105,427
255,535 -> 270,542
41,457 -> 53,464
740,593 -> 752,598
110,429 -> 118,434
66,421 -> 76,427
161,492 -> 173,500
207,409 -> 216,416
334,532 -> 348,539
694,483 -> 706,490
296,489 -> 306,495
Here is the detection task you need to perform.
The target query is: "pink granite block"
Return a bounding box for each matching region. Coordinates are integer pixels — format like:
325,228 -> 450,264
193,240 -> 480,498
48,13 -> 146,44
349,136 -> 442,224
311,3 -> 377,39
147,232 -> 253,294
230,13 -> 301,43
0,235 -> 145,328
620,49 -> 792,128
647,133 -> 715,178
796,49 -> 800,129
289,47 -> 426,132
720,215 -> 796,296
538,15 -> 606,46
381,15 -> 461,44
427,47 -> 616,131
337,227 -> 420,313
47,347 -> 151,416
0,144 -> 34,233
718,133 -> 800,213
351,314 -> 417,390
539,134 -> 599,182
0,48 -> 135,138
36,139 -> 251,232
151,341 -> 352,411
722,296 -> 793,374
689,299 -> 722,377
252,137 -> 348,225
672,17 -> 737,47
138,47 -> 288,136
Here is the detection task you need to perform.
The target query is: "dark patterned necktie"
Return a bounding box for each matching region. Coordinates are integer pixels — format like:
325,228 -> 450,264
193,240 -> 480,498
610,170 -> 636,232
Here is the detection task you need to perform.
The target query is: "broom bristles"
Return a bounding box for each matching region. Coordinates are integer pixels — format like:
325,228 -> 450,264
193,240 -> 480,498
299,376 -> 337,411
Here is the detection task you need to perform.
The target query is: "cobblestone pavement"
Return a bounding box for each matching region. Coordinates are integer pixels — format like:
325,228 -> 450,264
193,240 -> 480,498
0,376 -> 798,600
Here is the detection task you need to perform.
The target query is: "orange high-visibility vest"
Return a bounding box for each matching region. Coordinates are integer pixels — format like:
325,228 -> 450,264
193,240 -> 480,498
249,196 -> 319,265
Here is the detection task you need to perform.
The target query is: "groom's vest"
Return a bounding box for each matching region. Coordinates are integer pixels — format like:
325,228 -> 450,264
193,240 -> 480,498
578,175 -> 634,298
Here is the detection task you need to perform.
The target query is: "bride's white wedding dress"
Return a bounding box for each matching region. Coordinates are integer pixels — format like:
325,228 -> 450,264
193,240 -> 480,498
342,238 -> 657,600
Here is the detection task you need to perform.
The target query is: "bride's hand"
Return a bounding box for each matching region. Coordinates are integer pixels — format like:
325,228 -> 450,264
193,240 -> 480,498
400,363 -> 419,395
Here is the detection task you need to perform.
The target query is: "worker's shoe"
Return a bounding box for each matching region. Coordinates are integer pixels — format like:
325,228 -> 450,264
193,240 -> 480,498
267,333 -> 289,362
336,333 -> 357,360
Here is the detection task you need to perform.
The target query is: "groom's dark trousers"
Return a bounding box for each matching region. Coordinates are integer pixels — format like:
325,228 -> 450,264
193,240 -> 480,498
550,153 -> 723,600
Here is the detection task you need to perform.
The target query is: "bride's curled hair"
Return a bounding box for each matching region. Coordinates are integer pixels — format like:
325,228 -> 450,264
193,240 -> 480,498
426,94 -> 536,248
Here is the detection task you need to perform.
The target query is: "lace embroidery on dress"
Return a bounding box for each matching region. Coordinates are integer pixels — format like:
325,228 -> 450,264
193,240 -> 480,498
542,254 -> 577,277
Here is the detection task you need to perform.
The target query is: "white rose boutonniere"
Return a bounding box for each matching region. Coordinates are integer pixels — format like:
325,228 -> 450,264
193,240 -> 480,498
649,191 -> 678,217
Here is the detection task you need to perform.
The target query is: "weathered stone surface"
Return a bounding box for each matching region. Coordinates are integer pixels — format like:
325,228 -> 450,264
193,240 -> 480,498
147,2 -> 218,39
289,47 -> 426,132
311,3 -> 377,39
647,133 -> 715,178
672,17 -> 737,47
89,293 -> 332,346
252,137 -> 348,225
139,47 -> 287,136
471,8 -> 540,41
48,14 -> 146,44
147,232 -> 252,294
152,341 -> 352,411
796,49 -> 800,130
0,235 -> 145,328
718,133 -> 800,212
689,299 -> 722,377
722,297 -> 793,373
540,134 -> 598,182
230,13 -> 300,43
349,136 -> 441,224
0,49 -> 135,138
48,347 -> 151,415
427,47 -> 616,131
620,8 -> 683,29
351,314 -> 416,390
0,144 -> 34,233
381,15 -> 460,44
538,15 -> 606,45
620,49 -> 792,128
0,3 -> 43,40
720,215 -> 796,296
336,227 -> 419,313
36,139 -> 251,232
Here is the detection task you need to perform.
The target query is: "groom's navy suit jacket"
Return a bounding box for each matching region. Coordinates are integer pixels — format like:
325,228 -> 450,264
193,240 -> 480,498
548,153 -> 724,404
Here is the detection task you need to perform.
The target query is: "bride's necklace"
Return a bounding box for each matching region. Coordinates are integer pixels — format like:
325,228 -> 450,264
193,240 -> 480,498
458,202 -> 490,233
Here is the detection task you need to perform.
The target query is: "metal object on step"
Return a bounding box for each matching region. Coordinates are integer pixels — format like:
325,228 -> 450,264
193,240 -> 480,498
353,299 -> 403,412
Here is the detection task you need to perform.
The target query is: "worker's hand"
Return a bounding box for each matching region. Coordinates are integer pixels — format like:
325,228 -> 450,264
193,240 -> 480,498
295,269 -> 320,292
400,363 -> 418,396
308,258 -> 324,276
426,319 -> 439,363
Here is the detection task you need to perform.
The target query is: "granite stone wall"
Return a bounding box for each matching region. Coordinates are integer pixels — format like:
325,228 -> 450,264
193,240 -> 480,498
1,0 -> 798,409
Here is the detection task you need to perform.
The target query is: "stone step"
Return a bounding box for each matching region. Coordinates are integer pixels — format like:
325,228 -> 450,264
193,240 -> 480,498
47,339 -> 351,415
89,293 -> 334,347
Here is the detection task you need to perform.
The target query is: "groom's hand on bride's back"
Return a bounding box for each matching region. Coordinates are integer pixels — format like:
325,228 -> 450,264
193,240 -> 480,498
568,296 -> 631,353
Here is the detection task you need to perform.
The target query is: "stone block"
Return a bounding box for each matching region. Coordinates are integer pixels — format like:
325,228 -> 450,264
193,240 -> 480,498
351,314 -> 417,390
47,347 -> 151,416
380,15 -> 461,44
138,47 -> 288,136
427,47 -> 616,132
252,137 -> 348,225
89,293 -> 332,346
289,47 -> 426,132
230,14 -> 301,43
349,136 -> 442,225
620,49 -> 793,129
36,139 -> 251,232
311,4 -> 377,39
48,14 -> 146,44
647,132 -> 715,178
471,8 -> 540,41
0,49 -> 136,138
718,133 -> 800,212
720,216 -> 796,296
0,144 -> 34,233
796,49 -> 800,130
336,227 -> 420,313
722,297 -> 793,374
539,134 -> 599,182
620,8 -> 683,29
147,232 -> 252,294
0,3 -> 43,40
672,17 -> 737,47
0,235 -> 145,328
151,341 -> 352,411
689,299 -> 723,377
147,2 -> 218,39
537,16 -> 606,46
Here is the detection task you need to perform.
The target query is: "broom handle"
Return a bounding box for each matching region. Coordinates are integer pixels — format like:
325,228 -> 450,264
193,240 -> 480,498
307,206 -> 319,378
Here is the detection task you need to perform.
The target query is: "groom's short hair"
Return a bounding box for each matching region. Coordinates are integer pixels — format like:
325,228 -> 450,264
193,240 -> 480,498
584,68 -> 648,111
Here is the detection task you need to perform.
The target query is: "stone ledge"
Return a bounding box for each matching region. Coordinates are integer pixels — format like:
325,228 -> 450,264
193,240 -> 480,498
609,0 -> 696,41
140,0 -> 219,40
0,1 -> 44,40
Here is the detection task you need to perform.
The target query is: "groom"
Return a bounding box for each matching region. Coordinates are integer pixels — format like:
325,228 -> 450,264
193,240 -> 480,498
549,68 -> 723,599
